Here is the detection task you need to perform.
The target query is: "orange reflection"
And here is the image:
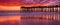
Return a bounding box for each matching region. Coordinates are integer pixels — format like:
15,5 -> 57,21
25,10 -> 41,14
0,16 -> 21,22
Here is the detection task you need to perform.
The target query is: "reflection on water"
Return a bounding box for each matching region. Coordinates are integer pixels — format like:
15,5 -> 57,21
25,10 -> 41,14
0,12 -> 60,25
21,13 -> 60,25
0,12 -> 59,25
0,16 -> 21,25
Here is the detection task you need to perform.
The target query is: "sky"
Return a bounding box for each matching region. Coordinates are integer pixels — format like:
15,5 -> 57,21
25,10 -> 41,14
0,0 -> 59,6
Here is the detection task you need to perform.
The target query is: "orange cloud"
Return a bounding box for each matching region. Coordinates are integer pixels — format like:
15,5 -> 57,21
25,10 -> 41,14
0,6 -> 20,10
